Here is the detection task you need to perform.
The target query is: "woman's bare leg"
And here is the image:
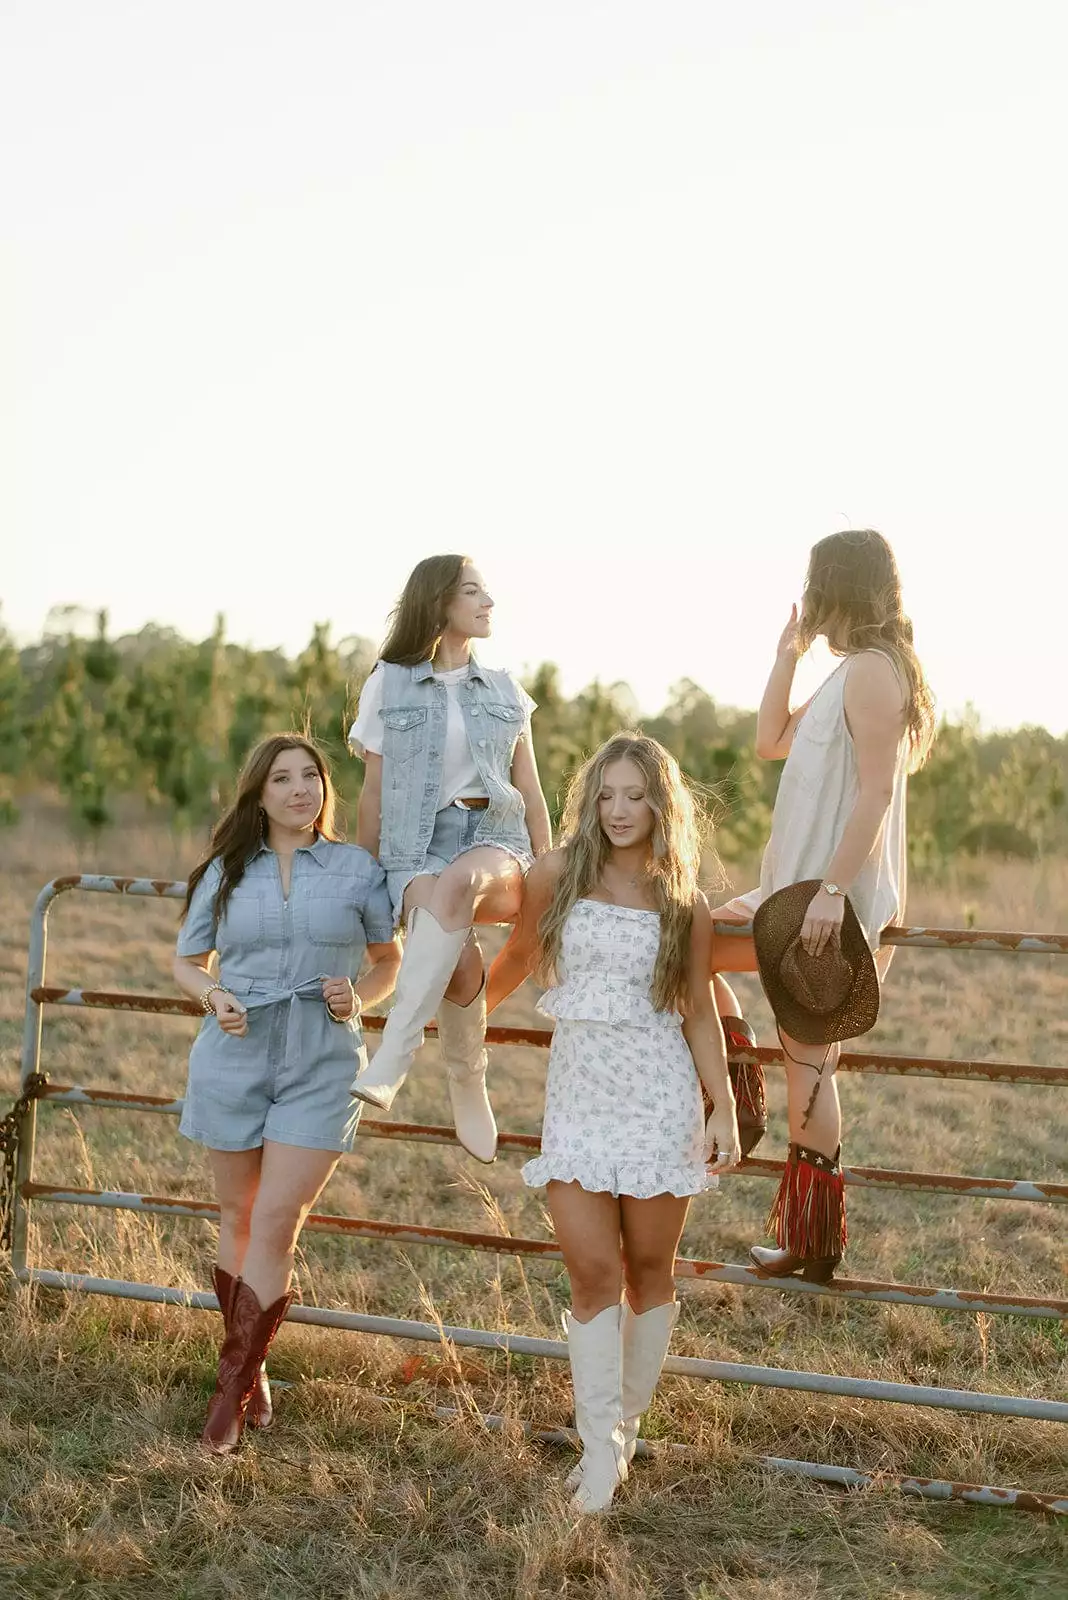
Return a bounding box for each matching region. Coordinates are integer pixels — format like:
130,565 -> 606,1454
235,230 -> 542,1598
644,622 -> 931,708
239,1142 -> 341,1305
207,1148 -> 263,1277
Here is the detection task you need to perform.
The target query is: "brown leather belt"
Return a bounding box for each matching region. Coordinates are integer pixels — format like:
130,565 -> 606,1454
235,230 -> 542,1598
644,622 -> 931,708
452,797 -> 490,810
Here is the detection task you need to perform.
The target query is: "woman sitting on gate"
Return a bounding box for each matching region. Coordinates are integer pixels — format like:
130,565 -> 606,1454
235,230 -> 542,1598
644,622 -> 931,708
486,733 -> 741,1514
173,733 -> 401,1455
709,529 -> 935,1284
347,554 -> 552,1162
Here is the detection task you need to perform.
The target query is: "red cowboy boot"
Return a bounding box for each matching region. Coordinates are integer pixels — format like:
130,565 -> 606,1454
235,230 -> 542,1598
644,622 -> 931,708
212,1265 -> 273,1429
201,1278 -> 293,1455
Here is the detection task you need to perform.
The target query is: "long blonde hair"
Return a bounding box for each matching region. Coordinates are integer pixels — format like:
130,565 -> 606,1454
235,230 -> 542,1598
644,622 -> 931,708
799,529 -> 935,771
380,554 -> 471,666
537,733 -> 715,1013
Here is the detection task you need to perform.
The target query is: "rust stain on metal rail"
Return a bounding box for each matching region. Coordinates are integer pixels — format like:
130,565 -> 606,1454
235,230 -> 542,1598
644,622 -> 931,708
23,1184 -> 1068,1318
30,991 -> 1068,1086
38,881 -> 1068,952
30,1090 -> 1066,1198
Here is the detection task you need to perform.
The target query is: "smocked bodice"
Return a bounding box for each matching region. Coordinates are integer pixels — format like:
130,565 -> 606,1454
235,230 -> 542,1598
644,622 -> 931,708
537,898 -> 682,1029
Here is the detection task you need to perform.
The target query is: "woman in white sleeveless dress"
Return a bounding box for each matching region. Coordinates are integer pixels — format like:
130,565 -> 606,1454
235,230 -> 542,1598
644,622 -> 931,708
711,530 -> 935,1282
488,734 -> 741,1514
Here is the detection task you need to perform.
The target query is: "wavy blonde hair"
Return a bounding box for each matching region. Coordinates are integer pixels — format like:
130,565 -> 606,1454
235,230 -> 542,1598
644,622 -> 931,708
799,529 -> 935,771
537,733 -> 715,1014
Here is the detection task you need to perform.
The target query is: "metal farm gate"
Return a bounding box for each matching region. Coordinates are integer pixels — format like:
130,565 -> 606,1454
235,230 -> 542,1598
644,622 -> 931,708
6,874 -> 1068,1515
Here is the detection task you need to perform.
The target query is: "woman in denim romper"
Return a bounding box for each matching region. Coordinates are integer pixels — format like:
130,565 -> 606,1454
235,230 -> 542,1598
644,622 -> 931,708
173,734 -> 401,1454
348,556 -> 552,1161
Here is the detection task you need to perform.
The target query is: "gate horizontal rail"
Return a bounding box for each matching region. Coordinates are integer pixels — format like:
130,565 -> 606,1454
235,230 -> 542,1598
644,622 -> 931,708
31,986 -> 1068,1087
23,1182 -> 1068,1319
27,1093 -> 1068,1204
10,872 -> 1067,1516
18,1268 -> 1068,1425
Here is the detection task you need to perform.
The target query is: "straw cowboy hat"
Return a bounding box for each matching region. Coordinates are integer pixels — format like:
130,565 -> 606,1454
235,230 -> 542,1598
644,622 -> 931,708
752,880 -> 879,1046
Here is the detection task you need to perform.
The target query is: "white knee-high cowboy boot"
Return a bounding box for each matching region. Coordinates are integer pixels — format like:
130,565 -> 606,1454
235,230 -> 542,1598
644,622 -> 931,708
435,972 -> 498,1164
563,1305 -> 628,1515
620,1299 -> 679,1464
350,910 -> 470,1111
565,1298 -> 680,1489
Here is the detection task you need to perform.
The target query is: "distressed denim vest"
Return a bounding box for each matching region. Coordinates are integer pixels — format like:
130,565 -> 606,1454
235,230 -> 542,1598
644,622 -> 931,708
377,658 -> 533,873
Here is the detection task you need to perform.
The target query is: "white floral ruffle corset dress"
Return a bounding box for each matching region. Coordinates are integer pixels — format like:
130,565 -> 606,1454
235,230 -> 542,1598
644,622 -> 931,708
521,898 -> 715,1199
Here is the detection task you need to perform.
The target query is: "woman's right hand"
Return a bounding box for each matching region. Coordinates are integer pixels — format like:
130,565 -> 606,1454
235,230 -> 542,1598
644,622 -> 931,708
776,603 -> 801,661
211,991 -> 248,1037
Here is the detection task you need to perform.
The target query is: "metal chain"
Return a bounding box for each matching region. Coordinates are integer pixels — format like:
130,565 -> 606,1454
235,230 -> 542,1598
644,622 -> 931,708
0,1074 -> 47,1253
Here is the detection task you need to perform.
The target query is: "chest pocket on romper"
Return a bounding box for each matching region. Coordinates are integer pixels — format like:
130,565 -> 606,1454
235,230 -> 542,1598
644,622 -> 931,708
219,886 -> 266,945
483,702 -> 525,762
299,881 -> 361,948
381,706 -> 428,766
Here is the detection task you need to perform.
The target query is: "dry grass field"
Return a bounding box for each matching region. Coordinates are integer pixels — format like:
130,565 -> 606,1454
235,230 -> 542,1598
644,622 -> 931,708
1,803 -> 1066,1599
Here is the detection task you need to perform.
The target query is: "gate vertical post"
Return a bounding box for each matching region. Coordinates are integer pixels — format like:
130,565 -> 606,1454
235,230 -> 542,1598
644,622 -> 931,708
12,883 -> 56,1275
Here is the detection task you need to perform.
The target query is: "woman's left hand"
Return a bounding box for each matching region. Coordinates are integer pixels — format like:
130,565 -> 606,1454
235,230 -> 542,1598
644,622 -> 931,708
799,886 -> 846,957
703,1105 -> 742,1173
322,976 -> 358,1021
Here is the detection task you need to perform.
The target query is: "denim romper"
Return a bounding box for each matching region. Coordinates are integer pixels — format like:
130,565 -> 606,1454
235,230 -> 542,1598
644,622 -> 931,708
176,837 -> 395,1153
374,657 -> 534,916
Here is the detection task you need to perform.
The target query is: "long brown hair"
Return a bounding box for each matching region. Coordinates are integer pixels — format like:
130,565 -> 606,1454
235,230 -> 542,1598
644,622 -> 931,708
182,734 -> 340,925
380,554 -> 471,666
798,529 -> 935,771
537,733 -> 716,1014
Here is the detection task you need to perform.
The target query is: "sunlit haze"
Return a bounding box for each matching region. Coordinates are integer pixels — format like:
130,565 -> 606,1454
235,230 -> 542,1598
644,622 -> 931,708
4,2 -> 1066,729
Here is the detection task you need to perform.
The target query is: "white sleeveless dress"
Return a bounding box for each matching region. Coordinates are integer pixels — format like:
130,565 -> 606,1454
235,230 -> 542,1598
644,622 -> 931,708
725,653 -> 908,963
521,899 -> 715,1199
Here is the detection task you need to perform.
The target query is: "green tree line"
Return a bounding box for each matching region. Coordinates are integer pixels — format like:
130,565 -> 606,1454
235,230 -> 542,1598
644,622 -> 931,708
2,609 -> 1064,867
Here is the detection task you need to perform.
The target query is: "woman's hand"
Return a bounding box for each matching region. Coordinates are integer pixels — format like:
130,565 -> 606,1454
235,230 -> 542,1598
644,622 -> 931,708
799,886 -> 846,956
322,976 -> 359,1021
776,602 -> 801,661
211,991 -> 248,1037
703,1104 -> 742,1173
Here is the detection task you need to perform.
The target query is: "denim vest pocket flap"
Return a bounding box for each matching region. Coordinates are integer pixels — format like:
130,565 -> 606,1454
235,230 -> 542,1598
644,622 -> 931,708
484,703 -> 524,723
382,708 -> 428,732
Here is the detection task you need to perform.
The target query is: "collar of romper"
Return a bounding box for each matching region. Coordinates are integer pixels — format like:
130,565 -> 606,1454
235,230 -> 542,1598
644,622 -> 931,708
248,833 -> 331,866
413,653 -> 488,684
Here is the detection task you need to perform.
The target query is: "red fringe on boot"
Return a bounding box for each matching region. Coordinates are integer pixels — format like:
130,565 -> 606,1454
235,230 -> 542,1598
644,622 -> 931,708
750,1143 -> 846,1283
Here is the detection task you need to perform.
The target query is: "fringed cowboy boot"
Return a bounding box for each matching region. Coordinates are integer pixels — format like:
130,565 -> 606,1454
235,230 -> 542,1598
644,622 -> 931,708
749,1142 -> 846,1284
212,1265 -> 272,1430
201,1278 -> 294,1455
720,1015 -> 767,1157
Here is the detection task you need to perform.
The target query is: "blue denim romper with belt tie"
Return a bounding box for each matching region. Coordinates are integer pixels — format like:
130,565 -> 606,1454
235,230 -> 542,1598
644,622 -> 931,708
177,837 -> 395,1152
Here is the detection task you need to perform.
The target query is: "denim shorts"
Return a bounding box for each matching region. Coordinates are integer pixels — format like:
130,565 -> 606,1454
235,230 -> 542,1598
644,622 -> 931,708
179,996 -> 366,1154
386,803 -> 533,925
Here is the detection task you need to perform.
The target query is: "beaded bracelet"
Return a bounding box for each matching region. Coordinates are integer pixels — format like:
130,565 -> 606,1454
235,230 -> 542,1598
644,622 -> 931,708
199,983 -> 225,1014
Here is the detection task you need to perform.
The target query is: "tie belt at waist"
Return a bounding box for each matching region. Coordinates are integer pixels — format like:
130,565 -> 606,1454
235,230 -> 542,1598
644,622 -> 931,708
222,976 -> 360,1071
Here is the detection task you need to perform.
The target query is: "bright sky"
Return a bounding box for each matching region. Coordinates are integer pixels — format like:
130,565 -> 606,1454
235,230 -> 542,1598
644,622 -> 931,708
4,2 -> 1067,731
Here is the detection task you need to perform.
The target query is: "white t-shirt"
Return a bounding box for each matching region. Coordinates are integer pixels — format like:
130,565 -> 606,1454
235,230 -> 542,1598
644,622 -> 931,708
349,662 -> 535,809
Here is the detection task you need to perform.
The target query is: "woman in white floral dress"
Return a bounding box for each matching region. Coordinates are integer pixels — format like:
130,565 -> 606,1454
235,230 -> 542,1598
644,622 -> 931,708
487,733 -> 741,1514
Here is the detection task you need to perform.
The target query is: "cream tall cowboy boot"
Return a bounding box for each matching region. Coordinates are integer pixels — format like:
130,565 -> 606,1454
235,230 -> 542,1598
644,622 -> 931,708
435,972 -> 498,1164
566,1298 -> 679,1489
350,909 -> 470,1112
563,1305 -> 628,1515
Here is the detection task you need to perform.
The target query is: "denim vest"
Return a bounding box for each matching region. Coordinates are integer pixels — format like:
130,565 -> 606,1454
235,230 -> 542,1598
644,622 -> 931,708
377,658 -> 532,872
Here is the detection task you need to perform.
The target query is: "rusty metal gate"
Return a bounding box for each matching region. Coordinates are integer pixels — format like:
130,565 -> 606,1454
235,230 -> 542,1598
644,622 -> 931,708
8,874 -> 1068,1516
